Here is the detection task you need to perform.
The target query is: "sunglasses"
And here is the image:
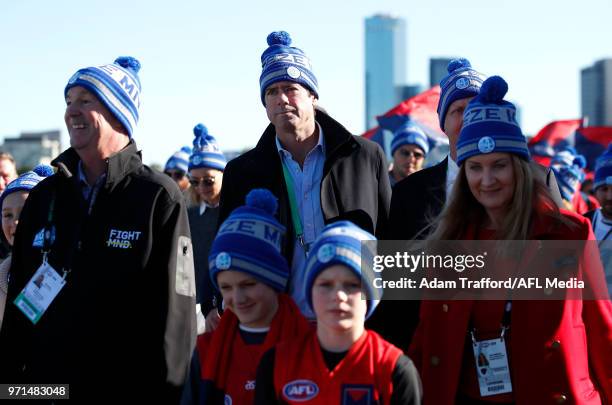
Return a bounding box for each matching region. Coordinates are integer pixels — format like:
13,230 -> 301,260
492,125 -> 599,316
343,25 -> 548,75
165,171 -> 186,180
189,176 -> 216,187
399,150 -> 425,159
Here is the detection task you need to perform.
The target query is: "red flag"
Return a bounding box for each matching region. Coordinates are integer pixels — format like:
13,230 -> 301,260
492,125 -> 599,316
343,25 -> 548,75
528,119 -> 582,167
362,86 -> 444,144
528,119 -> 611,171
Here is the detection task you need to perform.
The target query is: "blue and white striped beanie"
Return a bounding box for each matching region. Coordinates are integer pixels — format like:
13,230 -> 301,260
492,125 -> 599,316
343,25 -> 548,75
594,144 -> 612,191
456,76 -> 530,166
209,189 -> 289,292
188,124 -> 227,171
259,31 -> 319,105
390,118 -> 430,156
438,58 -> 486,131
303,221 -> 381,320
550,147 -> 587,201
65,56 -> 142,138
0,165 -> 54,209
164,146 -> 191,173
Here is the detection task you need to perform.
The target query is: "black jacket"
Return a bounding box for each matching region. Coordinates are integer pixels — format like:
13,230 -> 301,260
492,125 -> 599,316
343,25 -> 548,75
0,141 -> 196,403
219,109 -> 391,260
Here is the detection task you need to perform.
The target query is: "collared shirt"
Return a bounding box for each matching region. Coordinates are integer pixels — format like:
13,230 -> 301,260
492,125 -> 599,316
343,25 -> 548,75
445,156 -> 459,202
77,161 -> 106,214
199,201 -> 219,216
276,122 -> 326,319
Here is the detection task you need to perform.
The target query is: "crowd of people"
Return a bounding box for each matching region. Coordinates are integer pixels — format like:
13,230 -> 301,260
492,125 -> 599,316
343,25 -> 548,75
0,29 -> 609,404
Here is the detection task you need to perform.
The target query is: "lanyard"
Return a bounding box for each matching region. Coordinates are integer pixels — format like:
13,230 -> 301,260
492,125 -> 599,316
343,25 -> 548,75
280,159 -> 309,255
42,193 -> 57,255
470,300 -> 512,342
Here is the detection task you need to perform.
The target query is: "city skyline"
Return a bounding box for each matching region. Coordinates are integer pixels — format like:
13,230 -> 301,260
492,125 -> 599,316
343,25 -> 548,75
1,0 -> 610,165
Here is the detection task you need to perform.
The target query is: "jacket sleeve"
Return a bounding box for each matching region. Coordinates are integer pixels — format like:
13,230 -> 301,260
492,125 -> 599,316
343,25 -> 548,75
580,224 -> 612,402
155,189 -> 198,398
218,159 -> 241,230
375,144 -> 392,239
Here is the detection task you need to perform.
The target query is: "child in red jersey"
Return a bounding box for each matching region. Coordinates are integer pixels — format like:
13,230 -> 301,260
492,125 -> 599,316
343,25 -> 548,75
196,189 -> 310,405
255,221 -> 422,405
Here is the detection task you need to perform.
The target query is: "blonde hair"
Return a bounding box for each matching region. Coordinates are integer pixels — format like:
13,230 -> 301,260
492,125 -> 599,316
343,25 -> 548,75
427,155 -> 561,241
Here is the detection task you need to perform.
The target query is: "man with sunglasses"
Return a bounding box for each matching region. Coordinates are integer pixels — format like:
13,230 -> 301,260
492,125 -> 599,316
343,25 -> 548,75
388,118 -> 429,187
218,31 -> 391,319
164,146 -> 192,193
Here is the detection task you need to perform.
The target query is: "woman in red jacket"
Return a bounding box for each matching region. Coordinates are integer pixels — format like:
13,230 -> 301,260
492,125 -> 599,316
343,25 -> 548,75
409,76 -> 612,404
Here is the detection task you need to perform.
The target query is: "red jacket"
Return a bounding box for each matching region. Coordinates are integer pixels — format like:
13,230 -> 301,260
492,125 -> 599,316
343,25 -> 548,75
409,209 -> 612,404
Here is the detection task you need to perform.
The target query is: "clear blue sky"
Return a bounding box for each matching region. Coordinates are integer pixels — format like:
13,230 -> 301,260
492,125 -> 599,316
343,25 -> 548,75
1,0 -> 610,165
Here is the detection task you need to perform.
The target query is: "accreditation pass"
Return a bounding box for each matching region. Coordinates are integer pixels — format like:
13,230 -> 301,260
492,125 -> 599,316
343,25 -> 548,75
14,261 -> 66,324
472,337 -> 513,396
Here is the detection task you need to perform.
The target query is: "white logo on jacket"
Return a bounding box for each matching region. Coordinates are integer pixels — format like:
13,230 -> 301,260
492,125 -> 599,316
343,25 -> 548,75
106,228 -> 142,249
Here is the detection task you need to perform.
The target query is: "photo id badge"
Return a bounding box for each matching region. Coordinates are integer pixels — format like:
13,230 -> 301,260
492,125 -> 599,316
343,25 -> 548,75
472,337 -> 513,396
14,261 -> 66,324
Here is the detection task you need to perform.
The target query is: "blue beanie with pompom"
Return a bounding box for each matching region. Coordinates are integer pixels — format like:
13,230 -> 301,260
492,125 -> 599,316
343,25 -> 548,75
0,164 -> 54,209
437,58 -> 486,131
259,31 -> 319,105
165,146 -> 191,173
551,147 -> 587,201
208,188 -> 289,292
303,221 -> 381,320
188,123 -> 227,171
65,56 -> 142,138
456,75 -> 529,166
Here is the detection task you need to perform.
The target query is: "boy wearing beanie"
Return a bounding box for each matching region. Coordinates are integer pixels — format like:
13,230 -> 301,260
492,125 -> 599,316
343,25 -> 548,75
254,221 -> 422,405
197,189 -> 310,405
0,57 -> 196,403
218,31 -> 391,319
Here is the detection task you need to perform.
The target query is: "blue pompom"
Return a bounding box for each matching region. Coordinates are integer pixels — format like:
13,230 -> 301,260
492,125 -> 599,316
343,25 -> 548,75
180,146 -> 192,154
246,189 -> 278,215
267,31 -> 291,46
32,164 -> 54,177
114,56 -> 141,74
193,123 -> 208,138
479,76 -> 508,103
447,58 -> 471,73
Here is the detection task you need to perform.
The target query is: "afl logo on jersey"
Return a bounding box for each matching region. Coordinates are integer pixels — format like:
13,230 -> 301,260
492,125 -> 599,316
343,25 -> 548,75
283,380 -> 319,401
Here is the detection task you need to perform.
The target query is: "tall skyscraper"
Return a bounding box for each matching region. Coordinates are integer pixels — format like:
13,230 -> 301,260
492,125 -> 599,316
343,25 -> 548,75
365,14 -> 406,129
429,57 -> 454,88
581,58 -> 612,127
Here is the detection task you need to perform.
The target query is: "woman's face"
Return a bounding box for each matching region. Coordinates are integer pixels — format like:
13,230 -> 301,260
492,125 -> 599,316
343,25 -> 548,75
465,152 -> 515,219
2,191 -> 29,246
312,264 -> 367,333
189,167 -> 223,205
